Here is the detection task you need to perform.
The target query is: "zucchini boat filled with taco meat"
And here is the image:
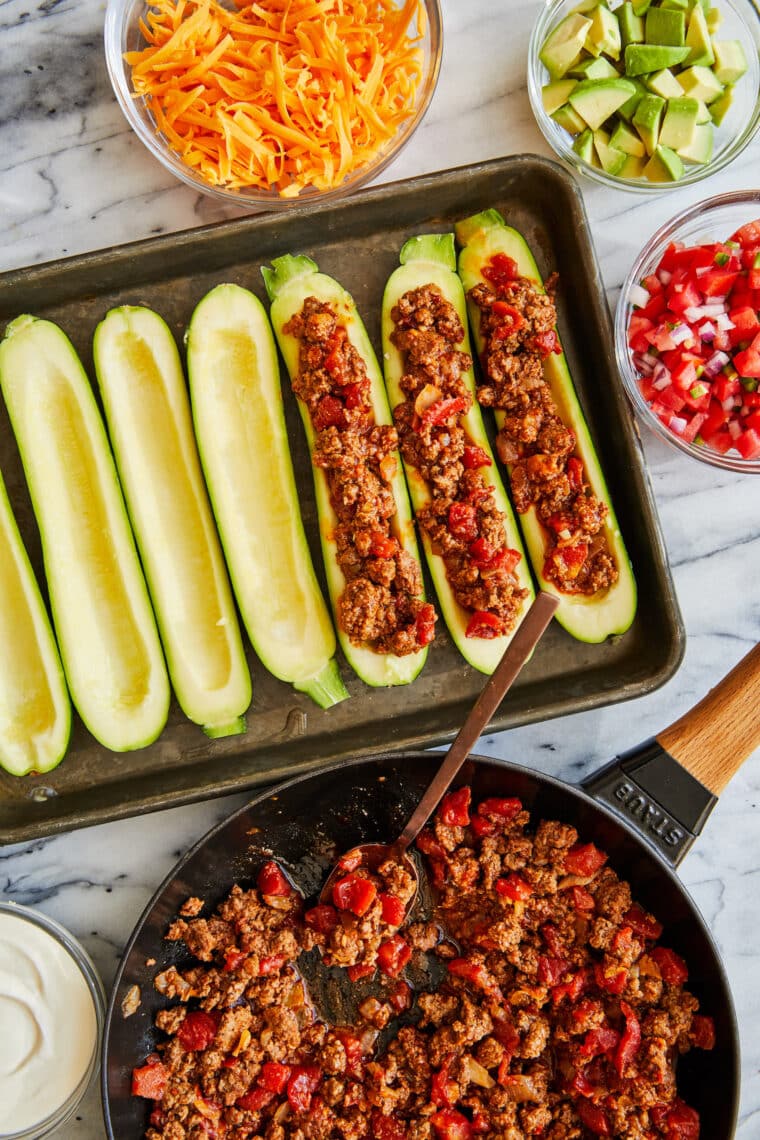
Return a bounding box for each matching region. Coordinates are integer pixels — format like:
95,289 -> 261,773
456,209 -> 636,643
381,232 -> 535,673
262,254 -> 435,688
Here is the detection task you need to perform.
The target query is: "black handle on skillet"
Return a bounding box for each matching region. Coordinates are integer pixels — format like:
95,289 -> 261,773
583,641 -> 760,867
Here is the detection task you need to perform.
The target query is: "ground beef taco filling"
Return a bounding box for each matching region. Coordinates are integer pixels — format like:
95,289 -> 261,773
283,296 -> 435,656
469,255 -> 618,597
389,284 -> 528,640
132,788 -> 713,1140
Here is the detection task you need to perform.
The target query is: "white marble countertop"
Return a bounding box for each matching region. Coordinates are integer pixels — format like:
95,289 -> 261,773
1,0 -> 759,1136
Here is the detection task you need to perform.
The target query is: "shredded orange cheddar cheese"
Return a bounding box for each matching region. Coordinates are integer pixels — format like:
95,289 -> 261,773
125,0 -> 427,196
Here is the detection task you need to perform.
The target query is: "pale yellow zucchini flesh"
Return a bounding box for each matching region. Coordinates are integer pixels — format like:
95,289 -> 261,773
381,233 -> 535,674
93,306 -> 252,737
263,255 -> 429,688
0,466 -> 70,776
185,284 -> 347,709
0,315 -> 170,752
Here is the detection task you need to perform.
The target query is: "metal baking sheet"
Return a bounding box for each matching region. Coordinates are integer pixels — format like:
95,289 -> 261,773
0,155 -> 684,844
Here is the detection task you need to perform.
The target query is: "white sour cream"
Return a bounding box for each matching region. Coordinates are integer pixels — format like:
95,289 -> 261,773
0,910 -> 98,1134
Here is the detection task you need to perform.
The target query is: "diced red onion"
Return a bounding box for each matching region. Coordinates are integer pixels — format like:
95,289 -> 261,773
629,284 -> 650,309
652,362 -> 671,388
715,313 -> 735,332
723,396 -> 736,411
695,265 -> 711,277
728,419 -> 742,440
684,306 -> 705,322
704,350 -> 730,378
658,269 -> 672,285
670,415 -> 688,434
697,320 -> 716,342
632,352 -> 654,376
670,323 -> 692,345
653,373 -> 671,391
700,302 -> 729,317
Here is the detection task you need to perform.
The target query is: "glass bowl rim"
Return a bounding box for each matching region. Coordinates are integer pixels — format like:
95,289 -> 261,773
0,900 -> 107,1140
614,188 -> 760,474
103,0 -> 444,208
526,0 -> 760,195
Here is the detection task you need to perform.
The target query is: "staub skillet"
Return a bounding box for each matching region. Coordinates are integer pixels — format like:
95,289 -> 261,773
103,642 -> 760,1139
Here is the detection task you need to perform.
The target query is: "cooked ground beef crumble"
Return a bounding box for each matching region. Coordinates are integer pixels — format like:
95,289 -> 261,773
389,284 -> 528,640
132,788 -> 712,1140
283,296 -> 435,656
469,255 -> 618,597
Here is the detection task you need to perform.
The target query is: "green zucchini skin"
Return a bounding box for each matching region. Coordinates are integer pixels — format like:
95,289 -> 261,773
381,233 -> 535,674
456,210 -> 637,644
185,283 -> 348,710
0,465 -> 71,776
262,255 -> 429,688
0,315 -> 170,752
93,305 -> 252,738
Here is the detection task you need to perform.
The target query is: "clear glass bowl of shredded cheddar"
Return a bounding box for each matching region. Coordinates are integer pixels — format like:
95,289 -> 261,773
104,0 -> 443,205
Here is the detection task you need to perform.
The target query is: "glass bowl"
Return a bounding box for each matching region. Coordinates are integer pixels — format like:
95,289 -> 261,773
614,191 -> 760,473
104,0 -> 442,208
527,0 -> 760,193
0,901 -> 106,1140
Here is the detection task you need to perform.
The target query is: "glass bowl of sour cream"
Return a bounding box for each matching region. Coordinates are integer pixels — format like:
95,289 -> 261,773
0,902 -> 105,1140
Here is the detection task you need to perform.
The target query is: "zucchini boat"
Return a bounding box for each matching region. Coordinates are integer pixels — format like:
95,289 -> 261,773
0,465 -> 70,776
381,232 -> 535,674
185,284 -> 347,709
456,209 -> 637,643
262,254 -> 432,687
0,315 -> 170,752
93,306 -> 252,737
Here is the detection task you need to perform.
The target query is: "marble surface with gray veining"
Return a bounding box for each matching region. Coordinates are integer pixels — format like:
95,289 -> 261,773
1,0 -> 759,1136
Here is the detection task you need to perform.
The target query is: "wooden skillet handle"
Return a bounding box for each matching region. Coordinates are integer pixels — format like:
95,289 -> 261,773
656,641 -> 760,795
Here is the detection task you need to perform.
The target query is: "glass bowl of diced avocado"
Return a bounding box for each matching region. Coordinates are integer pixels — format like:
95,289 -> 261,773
527,0 -> 760,191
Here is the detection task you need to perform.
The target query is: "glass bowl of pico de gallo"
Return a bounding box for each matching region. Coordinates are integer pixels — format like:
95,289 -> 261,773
615,190 -> 760,472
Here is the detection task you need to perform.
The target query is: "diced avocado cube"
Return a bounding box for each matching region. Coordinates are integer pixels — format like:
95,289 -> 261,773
709,84 -> 734,126
660,0 -> 689,10
573,127 -> 598,165
594,129 -> 628,173
568,76 -> 638,130
568,56 -> 620,79
659,96 -> 700,149
678,64 -> 725,102
586,4 -> 622,60
677,120 -> 714,163
684,5 -> 715,65
646,68 -> 686,98
540,12 -> 593,79
624,43 -> 690,75
694,98 -> 712,123
617,77 -> 647,120
633,92 -> 666,153
572,0 -> 611,13
643,144 -> 685,181
645,7 -> 686,47
619,3 -> 645,47
552,103 -> 588,135
712,41 -> 748,85
706,7 -> 722,33
542,79 -> 579,115
610,118 -> 647,156
620,153 -> 647,178
632,0 -> 653,14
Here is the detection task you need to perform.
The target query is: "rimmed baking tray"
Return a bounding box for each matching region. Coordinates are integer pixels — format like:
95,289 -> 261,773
0,155 -> 684,844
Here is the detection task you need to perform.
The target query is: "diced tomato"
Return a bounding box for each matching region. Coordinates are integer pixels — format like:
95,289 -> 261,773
465,610 -> 502,638
650,946 -> 689,985
567,455 -> 584,492
132,1059 -> 167,1100
642,273 -> 663,294
593,960 -> 627,995
734,333 -> 760,378
448,500 -> 479,541
222,1056 -> 238,1068
491,301 -> 525,337
471,1110 -> 490,1135
700,399 -> 730,440
569,1068 -> 596,1097
671,358 -> 698,393
528,329 -> 562,356
369,531 -> 398,559
422,396 -> 467,426
287,1065 -> 321,1114
346,963 -> 375,982
681,411 -> 707,443
149,1108 -> 166,1128
551,969 -> 587,1005
580,1025 -> 620,1059
659,241 -> 687,272
389,979 -> 413,1012
570,886 -> 596,912
549,541 -> 588,579
576,1099 -> 610,1136
333,1029 -> 364,1076
462,444 -> 492,469
304,904 -> 339,934
495,873 -> 533,901
662,1098 -> 701,1139
415,602 -> 437,647
430,1052 -> 457,1107
736,428 -> 760,459
623,903 -> 663,940
416,830 -> 447,859
640,293 -> 667,321
332,872 -> 377,916
313,394 -> 346,430
377,935 -> 412,978
667,278 -> 702,316
701,269 -> 739,297
537,954 -> 567,986
430,1107 -> 473,1140
478,796 -> 523,822
615,1001 -> 641,1076
628,313 -> 654,353
483,253 -> 518,286
729,305 -> 760,344
731,219 -> 760,247
260,1061 -> 292,1092
470,814 -> 497,838
379,892 -> 406,926
440,786 -> 471,827
257,860 -> 293,897
690,1014 -> 716,1050
564,843 -> 607,877
223,948 -> 246,973
371,1112 -> 408,1140
236,1087 -> 274,1111
257,954 -> 286,976
447,957 -> 496,994
178,1010 -> 218,1052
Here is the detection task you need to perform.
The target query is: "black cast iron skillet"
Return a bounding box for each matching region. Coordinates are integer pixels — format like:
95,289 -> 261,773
103,643 -> 760,1139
